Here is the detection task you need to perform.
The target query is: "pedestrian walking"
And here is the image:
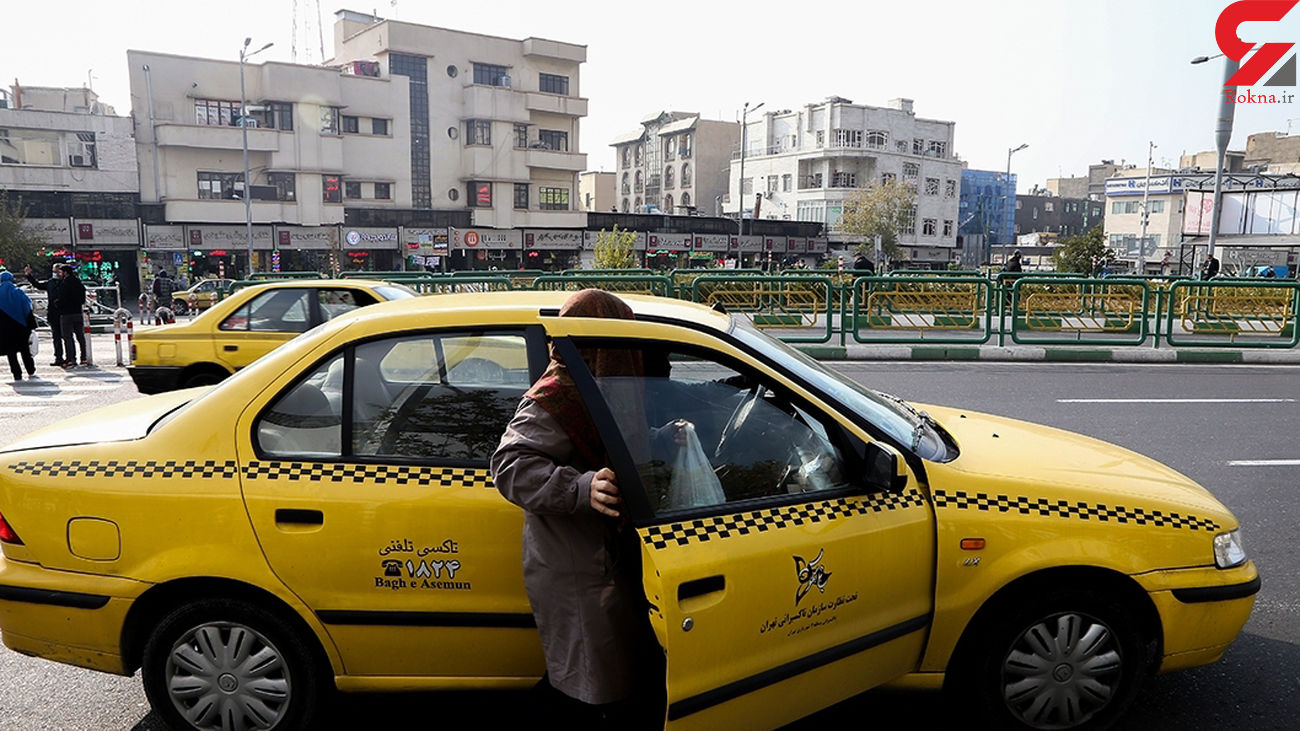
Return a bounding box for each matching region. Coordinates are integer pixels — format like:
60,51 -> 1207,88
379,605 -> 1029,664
491,289 -> 667,731
56,264 -> 88,367
23,263 -> 65,366
0,271 -> 38,382
151,269 -> 178,313
1200,253 -> 1220,280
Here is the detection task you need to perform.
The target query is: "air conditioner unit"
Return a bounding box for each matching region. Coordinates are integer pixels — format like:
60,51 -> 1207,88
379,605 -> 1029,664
69,155 -> 86,167
351,60 -> 381,77
500,75 -> 512,88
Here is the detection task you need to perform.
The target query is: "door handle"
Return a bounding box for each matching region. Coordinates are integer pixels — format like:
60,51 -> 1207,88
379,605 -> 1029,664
274,508 -> 323,526
223,345 -> 239,352
678,575 -> 725,601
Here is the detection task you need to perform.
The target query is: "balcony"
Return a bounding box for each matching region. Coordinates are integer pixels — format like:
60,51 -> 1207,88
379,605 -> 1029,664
156,123 -> 282,152
462,84 -> 528,122
799,175 -> 824,190
524,148 -> 587,172
524,92 -> 588,118
461,146 -> 528,179
522,38 -> 587,63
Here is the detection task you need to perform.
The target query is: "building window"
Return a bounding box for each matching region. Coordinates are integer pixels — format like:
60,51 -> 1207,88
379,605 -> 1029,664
197,171 -> 244,200
925,177 -> 940,196
902,163 -> 919,183
1032,208 -> 1039,219
635,170 -> 643,192
539,73 -> 569,95
741,178 -> 753,195
1045,201 -> 1055,212
634,196 -> 642,211
374,182 -> 391,200
665,166 -> 676,189
681,192 -> 691,208
345,181 -> 362,199
679,133 -> 693,158
621,147 -> 631,168
901,206 -> 917,235
539,187 -> 569,210
912,138 -> 924,155
1125,200 -> 1140,213
767,175 -> 779,193
927,141 -> 947,158
881,172 -> 896,185
342,115 -> 360,134
263,102 -> 293,130
943,219 -> 953,237
944,179 -> 956,198
896,140 -> 908,153
372,118 -> 389,136
320,107 -> 340,135
514,183 -> 529,209
635,144 -> 643,165
1111,201 -> 1122,214
831,171 -> 857,188
782,173 -> 792,192
323,175 -> 342,203
621,173 -> 630,195
664,136 -> 676,161
1150,200 -> 1165,213
923,218 -> 937,236
833,129 -> 862,148
473,63 -> 510,86
621,198 -> 629,212
390,52 -> 431,209
537,129 -> 569,151
865,130 -> 888,149
815,130 -> 824,148
1016,200 -> 1023,210
468,181 -> 493,207
267,172 -> 296,201
465,119 -> 491,146
801,173 -> 823,189
514,124 -> 529,149
664,194 -> 674,212
796,200 -> 826,223
195,99 -> 241,126
681,163 -> 692,187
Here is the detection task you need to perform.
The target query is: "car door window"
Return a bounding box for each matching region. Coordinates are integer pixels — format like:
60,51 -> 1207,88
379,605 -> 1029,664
220,289 -> 312,332
255,354 -> 343,458
352,333 -> 531,462
586,343 -> 851,515
318,288 -> 378,322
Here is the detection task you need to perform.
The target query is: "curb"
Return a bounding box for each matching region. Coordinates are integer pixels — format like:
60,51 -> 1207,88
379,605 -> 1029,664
797,343 -> 1300,364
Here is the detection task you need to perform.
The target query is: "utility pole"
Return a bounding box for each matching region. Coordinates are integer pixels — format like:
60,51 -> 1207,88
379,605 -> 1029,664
240,38 -> 274,276
737,101 -> 764,242
1138,140 -> 1156,274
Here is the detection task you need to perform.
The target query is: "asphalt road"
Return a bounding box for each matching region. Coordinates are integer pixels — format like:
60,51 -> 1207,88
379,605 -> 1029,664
1,357 -> 1296,730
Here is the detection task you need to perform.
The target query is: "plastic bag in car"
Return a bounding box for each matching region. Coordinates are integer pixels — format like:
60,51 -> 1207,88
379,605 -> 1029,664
668,423 -> 726,510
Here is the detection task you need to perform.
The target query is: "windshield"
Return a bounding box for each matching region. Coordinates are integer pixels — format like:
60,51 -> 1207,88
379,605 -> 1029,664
376,284 -> 418,300
729,316 -> 950,462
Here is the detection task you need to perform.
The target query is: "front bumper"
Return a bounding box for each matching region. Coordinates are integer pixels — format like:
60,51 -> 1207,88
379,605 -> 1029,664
126,365 -> 184,394
1134,561 -> 1260,673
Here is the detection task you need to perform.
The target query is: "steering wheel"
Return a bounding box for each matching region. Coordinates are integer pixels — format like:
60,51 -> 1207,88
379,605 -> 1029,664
714,384 -> 766,460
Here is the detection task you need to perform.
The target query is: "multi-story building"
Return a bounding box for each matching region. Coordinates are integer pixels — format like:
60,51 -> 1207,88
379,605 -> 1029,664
610,111 -> 738,216
1014,188 -> 1105,239
1102,167 -> 1184,273
128,9 -> 587,277
727,97 -> 960,265
1047,161 -> 1126,201
578,171 -> 615,212
0,81 -> 141,294
1179,149 -> 1245,173
959,169 -> 1015,264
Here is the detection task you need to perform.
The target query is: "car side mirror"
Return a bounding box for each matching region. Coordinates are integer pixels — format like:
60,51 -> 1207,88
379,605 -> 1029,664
864,441 -> 908,493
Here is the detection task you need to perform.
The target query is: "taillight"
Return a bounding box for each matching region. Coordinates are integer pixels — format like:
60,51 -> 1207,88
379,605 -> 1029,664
131,344 -> 137,360
0,511 -> 23,545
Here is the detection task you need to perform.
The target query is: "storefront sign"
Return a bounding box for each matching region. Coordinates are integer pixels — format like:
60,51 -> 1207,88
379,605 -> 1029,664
583,230 -> 648,251
524,230 -> 583,250
647,232 -> 692,251
403,227 -> 450,253
786,237 -> 808,253
692,234 -> 730,252
344,227 -> 400,249
23,218 -> 72,246
276,226 -> 339,250
75,219 -> 140,246
144,225 -> 186,251
187,225 -> 274,250
763,236 -> 788,253
808,237 -> 830,253
730,235 -> 765,252
450,227 -> 521,250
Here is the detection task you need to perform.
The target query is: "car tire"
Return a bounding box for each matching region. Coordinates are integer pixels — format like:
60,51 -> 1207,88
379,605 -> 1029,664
172,299 -> 189,316
947,590 -> 1147,731
141,599 -> 322,731
183,368 -> 227,388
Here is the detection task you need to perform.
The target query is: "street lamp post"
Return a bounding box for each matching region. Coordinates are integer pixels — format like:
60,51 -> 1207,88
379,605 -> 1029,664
997,143 -> 1028,266
737,101 -> 764,244
240,38 -> 273,277
1139,140 -> 1156,274
1191,53 -> 1239,266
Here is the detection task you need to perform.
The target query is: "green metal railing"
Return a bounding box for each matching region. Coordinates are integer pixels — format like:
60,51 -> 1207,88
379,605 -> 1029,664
852,276 -> 994,345
1008,277 -> 1151,346
692,275 -> 835,343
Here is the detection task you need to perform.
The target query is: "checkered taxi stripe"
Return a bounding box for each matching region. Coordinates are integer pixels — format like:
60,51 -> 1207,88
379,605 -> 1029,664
931,490 -> 1221,532
641,489 -> 929,550
6,460 -> 494,488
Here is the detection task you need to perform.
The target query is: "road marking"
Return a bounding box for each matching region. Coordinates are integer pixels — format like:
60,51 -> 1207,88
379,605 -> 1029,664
1058,398 -> 1295,404
0,394 -> 101,403
0,407 -> 42,415
1228,459 -> 1300,467
10,383 -> 123,392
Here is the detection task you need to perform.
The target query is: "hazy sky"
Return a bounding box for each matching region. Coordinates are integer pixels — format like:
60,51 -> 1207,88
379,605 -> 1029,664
4,0 -> 1297,192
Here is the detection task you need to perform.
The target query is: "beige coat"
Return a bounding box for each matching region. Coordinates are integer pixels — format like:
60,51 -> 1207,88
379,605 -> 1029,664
491,398 -> 651,705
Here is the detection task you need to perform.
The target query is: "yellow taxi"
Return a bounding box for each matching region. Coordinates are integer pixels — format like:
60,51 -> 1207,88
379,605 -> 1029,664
0,292 -> 1258,731
176,278 -> 234,315
127,278 -> 416,393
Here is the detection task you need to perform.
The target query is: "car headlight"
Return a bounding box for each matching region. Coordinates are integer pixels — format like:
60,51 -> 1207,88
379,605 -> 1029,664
1213,530 -> 1248,569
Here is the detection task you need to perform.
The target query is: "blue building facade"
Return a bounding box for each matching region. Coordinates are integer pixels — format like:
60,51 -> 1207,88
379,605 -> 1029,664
959,169 -> 1017,259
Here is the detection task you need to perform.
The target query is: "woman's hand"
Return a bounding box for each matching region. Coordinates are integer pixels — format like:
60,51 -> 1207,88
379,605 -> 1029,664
590,467 -> 622,518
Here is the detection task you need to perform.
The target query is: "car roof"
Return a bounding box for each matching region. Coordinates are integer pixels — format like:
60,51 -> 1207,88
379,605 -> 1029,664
238,278 -> 395,291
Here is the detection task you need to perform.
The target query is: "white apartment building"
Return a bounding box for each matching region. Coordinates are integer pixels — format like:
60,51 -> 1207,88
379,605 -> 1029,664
611,112 -> 739,216
729,97 -> 961,265
127,9 -> 587,275
1102,169 -> 1185,274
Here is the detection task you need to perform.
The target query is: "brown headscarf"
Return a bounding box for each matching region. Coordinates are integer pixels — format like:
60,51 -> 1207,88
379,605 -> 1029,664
525,289 -> 645,468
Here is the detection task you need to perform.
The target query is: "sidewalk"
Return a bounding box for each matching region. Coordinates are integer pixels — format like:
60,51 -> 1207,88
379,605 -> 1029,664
795,343 -> 1300,364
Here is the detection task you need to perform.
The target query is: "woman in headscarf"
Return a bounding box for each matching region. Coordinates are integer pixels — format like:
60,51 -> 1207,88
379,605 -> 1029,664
491,289 -> 666,730
0,271 -> 37,382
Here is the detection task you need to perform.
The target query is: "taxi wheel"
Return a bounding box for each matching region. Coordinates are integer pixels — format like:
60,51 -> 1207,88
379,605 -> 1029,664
171,299 -> 189,316
142,599 -> 321,731
951,591 -> 1146,731
182,368 -> 227,389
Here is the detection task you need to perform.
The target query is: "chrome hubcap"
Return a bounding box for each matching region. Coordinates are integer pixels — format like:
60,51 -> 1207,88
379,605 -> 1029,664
1001,612 -> 1123,730
165,622 -> 290,731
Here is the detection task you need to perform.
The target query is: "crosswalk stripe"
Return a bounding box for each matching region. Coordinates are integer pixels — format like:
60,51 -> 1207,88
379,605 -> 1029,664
0,407 -> 43,414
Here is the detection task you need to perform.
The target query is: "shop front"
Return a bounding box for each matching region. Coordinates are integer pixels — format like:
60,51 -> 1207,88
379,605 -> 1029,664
581,229 -> 647,270
341,227 -> 401,272
186,225 -> 274,280
645,232 -> 692,270
403,228 -> 450,273
73,219 -> 142,300
690,233 -> 731,269
762,236 -> 789,271
524,230 -> 582,271
729,234 -> 769,268
22,218 -> 74,275
142,225 -> 189,293
274,226 -> 339,275
449,227 -> 522,271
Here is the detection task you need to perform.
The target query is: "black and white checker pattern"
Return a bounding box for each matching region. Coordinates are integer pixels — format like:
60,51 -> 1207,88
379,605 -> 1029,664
6,459 -> 494,489
641,489 -> 929,550
931,490 -> 1221,532
8,460 -> 239,479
